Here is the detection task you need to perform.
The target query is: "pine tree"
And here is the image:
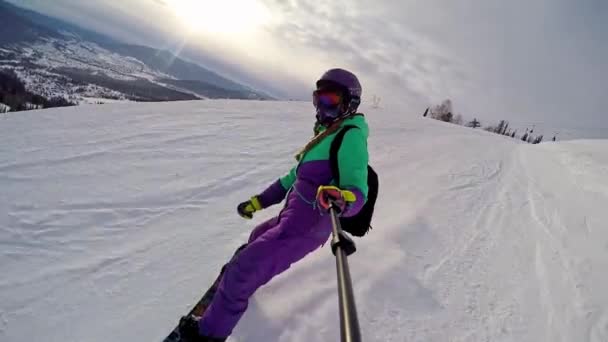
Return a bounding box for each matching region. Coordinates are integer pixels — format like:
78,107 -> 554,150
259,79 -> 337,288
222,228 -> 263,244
467,118 -> 481,128
533,135 -> 544,144
502,122 -> 510,135
494,120 -> 506,134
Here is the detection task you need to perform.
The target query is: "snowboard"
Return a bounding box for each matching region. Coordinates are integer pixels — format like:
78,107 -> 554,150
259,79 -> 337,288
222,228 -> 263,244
162,272 -> 222,342
162,243 -> 248,342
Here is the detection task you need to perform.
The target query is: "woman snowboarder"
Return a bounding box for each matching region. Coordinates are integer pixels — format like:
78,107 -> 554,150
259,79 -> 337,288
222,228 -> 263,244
179,68 -> 371,341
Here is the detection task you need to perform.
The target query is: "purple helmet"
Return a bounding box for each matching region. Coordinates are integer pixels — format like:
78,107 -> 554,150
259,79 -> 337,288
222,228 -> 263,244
314,68 -> 362,124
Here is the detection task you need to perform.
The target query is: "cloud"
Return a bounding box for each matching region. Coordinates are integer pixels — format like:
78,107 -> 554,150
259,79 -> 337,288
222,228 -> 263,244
261,0 -> 608,128
261,0 -> 475,109
9,0 -> 608,131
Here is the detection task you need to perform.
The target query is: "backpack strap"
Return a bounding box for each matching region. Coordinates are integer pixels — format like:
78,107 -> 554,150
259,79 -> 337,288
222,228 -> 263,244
329,125 -> 358,186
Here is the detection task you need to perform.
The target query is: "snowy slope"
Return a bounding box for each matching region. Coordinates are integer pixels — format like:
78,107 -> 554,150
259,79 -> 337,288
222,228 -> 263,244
1,101 -> 607,342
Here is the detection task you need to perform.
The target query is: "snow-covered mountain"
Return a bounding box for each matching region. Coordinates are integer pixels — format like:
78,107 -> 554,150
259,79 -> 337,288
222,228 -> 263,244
0,0 -> 272,106
1,100 -> 607,342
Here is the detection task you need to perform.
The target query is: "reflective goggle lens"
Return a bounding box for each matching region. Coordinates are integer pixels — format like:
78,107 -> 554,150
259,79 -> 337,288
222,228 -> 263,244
313,90 -> 342,107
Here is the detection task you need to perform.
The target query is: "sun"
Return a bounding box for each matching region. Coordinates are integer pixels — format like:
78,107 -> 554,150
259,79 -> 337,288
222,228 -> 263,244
168,0 -> 271,35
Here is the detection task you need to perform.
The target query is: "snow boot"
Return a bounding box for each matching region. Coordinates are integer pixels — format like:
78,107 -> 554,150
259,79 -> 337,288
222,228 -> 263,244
178,315 -> 227,342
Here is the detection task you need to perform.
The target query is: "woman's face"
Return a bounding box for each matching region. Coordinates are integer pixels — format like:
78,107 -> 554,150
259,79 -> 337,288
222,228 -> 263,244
313,86 -> 345,124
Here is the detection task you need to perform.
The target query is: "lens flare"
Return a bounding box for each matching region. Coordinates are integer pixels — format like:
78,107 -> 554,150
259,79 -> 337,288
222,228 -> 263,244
168,0 -> 271,35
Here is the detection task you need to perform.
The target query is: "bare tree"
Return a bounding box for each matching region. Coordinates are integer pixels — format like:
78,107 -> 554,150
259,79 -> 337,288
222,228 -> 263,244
453,114 -> 464,125
429,99 -> 454,122
372,95 -> 381,109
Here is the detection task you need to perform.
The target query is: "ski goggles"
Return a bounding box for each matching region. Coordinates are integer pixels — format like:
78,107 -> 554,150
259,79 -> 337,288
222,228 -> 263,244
313,90 -> 342,108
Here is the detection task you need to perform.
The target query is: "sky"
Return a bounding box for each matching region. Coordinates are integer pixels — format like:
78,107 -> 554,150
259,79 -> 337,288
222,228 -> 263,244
8,0 -> 608,133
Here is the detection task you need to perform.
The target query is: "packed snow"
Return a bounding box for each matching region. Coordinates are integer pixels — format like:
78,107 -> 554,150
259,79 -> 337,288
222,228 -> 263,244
1,100 -> 607,342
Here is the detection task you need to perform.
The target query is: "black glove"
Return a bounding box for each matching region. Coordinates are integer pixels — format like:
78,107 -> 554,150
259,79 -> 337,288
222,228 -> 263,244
237,196 -> 262,219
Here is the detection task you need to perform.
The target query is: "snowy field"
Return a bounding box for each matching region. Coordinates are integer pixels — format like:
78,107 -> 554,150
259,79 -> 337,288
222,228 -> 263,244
1,100 -> 608,342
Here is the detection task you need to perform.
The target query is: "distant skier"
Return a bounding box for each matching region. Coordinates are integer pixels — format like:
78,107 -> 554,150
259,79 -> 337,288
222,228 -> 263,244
178,68 -> 371,341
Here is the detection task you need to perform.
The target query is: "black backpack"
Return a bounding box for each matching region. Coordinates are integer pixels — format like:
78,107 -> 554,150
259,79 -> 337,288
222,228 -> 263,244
329,125 -> 379,237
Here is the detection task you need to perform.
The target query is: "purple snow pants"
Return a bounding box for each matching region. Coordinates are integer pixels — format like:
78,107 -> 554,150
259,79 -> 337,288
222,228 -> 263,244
198,188 -> 333,338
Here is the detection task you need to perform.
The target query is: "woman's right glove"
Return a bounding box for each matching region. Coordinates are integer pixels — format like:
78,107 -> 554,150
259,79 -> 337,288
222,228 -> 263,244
237,196 -> 263,219
316,185 -> 357,214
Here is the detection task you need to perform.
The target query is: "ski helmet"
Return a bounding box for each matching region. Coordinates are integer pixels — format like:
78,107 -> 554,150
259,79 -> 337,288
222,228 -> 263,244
314,68 -> 362,124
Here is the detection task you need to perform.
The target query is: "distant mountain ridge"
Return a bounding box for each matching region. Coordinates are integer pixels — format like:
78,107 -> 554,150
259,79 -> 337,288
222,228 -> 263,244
0,0 -> 117,45
0,0 -> 273,107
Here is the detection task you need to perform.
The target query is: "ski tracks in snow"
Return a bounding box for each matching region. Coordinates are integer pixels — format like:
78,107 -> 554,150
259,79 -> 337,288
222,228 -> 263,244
519,142 -> 608,342
2,103 -> 608,342
0,102 -> 312,342
369,135 -> 608,342
415,146 -> 531,342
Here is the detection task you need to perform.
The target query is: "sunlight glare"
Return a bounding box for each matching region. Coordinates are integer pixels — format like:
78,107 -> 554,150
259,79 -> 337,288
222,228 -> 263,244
169,0 -> 271,35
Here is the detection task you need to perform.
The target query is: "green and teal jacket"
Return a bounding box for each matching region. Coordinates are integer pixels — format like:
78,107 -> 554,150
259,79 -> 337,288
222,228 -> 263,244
257,114 -> 369,217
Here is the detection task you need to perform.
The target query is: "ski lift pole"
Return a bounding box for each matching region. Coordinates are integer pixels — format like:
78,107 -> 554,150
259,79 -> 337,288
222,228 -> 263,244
328,200 -> 362,342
